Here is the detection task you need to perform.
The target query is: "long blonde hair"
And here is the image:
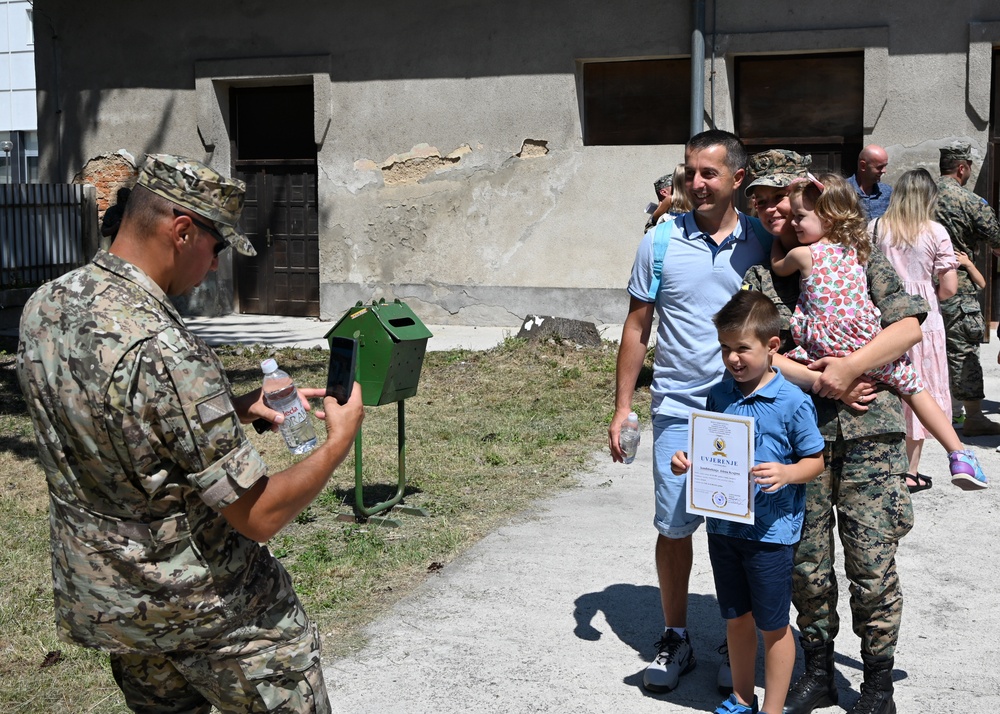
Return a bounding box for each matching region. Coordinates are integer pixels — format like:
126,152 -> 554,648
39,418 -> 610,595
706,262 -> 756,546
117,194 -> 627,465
879,168 -> 939,248
669,163 -> 692,213
789,173 -> 872,264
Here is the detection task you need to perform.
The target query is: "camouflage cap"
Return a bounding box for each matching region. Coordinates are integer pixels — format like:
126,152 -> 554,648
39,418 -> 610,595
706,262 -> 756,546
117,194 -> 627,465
744,149 -> 812,196
653,173 -> 673,193
940,142 -> 973,162
137,153 -> 256,256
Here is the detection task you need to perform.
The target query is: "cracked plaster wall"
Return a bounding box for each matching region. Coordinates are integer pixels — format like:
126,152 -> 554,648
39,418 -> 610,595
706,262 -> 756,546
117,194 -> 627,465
31,1 -> 1000,325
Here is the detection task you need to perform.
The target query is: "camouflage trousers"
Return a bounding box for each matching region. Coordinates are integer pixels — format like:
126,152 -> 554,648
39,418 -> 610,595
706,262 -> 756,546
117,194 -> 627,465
791,434 -> 914,659
940,293 -> 986,402
110,616 -> 330,713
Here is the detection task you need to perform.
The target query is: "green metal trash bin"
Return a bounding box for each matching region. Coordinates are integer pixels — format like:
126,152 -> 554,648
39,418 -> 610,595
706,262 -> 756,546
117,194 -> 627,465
325,299 -> 433,525
327,298 -> 433,406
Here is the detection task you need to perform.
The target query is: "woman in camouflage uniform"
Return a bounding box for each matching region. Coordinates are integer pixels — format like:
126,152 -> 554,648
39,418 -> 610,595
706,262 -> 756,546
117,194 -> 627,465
740,150 -> 927,714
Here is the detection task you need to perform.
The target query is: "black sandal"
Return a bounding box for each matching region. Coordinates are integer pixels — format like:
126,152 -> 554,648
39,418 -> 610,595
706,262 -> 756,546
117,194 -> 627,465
905,474 -> 933,493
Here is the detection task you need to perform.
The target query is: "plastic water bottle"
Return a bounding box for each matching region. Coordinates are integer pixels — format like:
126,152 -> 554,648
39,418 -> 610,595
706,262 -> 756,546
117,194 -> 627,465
619,412 -> 641,464
261,358 -> 317,455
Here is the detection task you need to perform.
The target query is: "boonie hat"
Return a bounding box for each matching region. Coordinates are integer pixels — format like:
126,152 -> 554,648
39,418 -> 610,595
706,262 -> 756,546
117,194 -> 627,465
939,142 -> 973,163
137,153 -> 256,256
744,149 -> 812,196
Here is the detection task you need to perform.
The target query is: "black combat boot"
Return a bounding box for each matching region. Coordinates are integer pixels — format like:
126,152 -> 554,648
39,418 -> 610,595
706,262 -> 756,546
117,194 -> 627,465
847,653 -> 895,714
783,639 -> 838,714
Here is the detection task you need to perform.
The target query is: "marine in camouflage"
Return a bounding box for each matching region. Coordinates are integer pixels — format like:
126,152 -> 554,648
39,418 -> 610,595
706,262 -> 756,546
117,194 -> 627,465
16,249 -> 326,709
792,435 -> 913,658
741,215 -> 925,659
935,173 -> 1000,400
139,153 -> 257,257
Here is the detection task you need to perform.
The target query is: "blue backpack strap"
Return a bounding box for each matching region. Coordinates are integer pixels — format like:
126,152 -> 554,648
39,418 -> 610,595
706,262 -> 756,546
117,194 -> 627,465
646,220 -> 673,300
743,214 -> 773,256
647,215 -> 769,301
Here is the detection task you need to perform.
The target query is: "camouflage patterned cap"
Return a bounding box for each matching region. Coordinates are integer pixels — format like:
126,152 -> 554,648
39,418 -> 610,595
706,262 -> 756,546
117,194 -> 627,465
137,153 -> 256,256
653,173 -> 673,193
940,142 -> 973,162
744,149 -> 812,196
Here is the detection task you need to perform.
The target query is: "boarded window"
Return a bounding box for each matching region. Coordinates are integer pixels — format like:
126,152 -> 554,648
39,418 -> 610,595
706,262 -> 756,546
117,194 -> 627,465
582,58 -> 691,146
736,52 -> 863,143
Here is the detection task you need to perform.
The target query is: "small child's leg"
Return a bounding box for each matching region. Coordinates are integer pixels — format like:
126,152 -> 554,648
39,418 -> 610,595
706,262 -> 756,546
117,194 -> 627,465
904,437 -> 923,474
726,613 -> 758,707
901,391 -> 990,490
901,390 -> 964,452
760,624 -> 796,714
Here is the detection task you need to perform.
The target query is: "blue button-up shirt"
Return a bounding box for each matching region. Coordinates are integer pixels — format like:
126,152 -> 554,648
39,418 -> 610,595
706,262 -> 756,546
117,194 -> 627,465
848,174 -> 892,220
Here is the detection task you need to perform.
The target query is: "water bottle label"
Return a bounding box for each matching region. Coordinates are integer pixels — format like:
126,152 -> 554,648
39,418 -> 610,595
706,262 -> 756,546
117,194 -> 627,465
283,404 -> 307,426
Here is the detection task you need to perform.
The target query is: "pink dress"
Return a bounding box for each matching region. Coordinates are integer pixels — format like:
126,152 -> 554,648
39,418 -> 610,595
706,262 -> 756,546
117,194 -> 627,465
788,242 -> 923,395
875,220 -> 958,439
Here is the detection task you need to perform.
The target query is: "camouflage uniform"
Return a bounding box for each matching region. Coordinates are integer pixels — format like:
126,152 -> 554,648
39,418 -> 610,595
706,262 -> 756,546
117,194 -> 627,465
16,155 -> 329,713
934,145 -> 1000,402
742,150 -> 928,659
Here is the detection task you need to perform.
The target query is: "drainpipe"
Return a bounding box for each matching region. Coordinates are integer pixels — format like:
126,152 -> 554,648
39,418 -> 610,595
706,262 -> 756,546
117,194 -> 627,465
690,0 -> 706,138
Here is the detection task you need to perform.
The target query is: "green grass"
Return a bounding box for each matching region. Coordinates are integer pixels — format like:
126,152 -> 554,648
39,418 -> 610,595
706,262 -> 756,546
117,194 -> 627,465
0,334 -> 652,712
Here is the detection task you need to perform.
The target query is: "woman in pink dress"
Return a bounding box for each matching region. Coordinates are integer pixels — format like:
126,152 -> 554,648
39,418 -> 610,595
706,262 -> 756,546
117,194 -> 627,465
874,168 -> 959,491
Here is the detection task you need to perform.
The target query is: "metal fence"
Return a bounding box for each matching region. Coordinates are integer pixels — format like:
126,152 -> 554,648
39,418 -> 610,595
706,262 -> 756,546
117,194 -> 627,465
1,183 -> 98,289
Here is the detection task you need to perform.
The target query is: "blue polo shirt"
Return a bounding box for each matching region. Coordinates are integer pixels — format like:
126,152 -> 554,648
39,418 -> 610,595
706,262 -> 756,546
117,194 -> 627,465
847,174 -> 893,220
627,211 -> 770,421
705,369 -> 824,545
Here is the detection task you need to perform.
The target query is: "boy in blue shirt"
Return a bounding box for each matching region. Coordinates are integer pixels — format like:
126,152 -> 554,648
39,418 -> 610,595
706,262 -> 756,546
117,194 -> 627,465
671,291 -> 825,714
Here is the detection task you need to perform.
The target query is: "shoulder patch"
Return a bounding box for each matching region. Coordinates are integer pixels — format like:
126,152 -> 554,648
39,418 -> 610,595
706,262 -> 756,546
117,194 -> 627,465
196,392 -> 235,425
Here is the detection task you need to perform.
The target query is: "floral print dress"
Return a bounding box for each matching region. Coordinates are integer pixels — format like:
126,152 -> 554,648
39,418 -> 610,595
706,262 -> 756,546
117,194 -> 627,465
789,242 -> 923,395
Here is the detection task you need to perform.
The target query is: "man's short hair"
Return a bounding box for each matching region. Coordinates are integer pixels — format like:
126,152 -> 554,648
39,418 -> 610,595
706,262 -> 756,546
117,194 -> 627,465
686,130 -> 748,176
713,290 -> 781,344
121,185 -> 173,236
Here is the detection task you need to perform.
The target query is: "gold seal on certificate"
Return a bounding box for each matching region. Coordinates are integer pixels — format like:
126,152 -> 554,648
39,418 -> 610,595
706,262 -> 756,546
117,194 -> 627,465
686,409 -> 755,525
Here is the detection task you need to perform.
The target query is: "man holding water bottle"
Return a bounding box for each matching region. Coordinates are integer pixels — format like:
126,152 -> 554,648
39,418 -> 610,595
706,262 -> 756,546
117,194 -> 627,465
609,130 -> 771,696
17,154 -> 363,712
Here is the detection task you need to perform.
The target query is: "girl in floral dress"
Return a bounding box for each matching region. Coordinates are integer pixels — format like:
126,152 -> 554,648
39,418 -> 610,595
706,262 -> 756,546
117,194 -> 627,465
770,172 -> 987,491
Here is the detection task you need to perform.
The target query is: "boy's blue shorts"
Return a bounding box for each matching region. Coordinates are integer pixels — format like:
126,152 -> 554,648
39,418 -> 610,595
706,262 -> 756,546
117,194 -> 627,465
708,533 -> 794,632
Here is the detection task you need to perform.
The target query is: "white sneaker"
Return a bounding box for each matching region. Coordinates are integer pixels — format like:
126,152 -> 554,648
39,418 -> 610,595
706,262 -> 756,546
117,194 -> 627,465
643,630 -> 696,692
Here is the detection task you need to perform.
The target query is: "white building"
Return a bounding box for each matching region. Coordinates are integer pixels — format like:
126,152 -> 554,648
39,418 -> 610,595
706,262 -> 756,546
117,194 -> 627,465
0,0 -> 36,183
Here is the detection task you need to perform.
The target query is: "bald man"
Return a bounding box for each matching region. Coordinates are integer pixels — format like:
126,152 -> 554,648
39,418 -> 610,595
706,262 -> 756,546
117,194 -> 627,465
848,145 -> 892,220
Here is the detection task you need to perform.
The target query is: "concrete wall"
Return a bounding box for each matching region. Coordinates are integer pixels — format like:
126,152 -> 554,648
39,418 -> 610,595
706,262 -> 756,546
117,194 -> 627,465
31,0 -> 1000,324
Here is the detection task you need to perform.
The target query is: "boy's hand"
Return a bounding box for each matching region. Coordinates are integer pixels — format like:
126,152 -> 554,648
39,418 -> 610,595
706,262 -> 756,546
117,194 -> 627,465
752,462 -> 790,492
670,450 -> 690,476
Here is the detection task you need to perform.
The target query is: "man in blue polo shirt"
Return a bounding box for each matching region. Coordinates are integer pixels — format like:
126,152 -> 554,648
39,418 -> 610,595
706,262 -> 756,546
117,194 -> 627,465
609,129 -> 771,695
847,145 -> 892,220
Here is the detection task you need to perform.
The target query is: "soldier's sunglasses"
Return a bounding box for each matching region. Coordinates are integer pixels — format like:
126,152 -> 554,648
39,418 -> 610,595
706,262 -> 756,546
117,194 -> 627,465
173,209 -> 228,256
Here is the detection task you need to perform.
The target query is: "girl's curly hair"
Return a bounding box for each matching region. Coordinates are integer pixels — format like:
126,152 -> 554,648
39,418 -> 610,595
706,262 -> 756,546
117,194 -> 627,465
789,172 -> 872,264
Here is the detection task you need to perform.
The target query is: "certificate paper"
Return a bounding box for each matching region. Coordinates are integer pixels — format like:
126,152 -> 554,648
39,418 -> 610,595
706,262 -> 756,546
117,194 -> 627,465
686,409 -> 754,525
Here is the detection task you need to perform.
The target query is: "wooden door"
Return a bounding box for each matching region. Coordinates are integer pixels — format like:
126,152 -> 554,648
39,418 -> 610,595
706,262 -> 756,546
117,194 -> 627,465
236,165 -> 319,316
230,84 -> 319,316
